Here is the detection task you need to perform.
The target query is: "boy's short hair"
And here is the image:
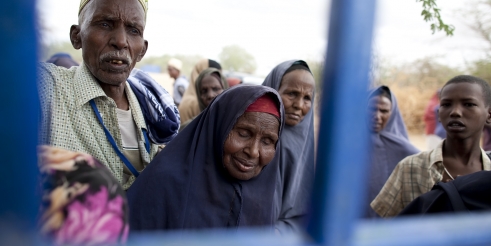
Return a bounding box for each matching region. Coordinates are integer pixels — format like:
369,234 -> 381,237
441,75 -> 491,107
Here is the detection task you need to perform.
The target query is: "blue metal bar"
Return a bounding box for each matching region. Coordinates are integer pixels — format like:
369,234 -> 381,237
10,1 -> 491,246
354,213 -> 491,246
0,0 -> 40,237
307,0 -> 376,245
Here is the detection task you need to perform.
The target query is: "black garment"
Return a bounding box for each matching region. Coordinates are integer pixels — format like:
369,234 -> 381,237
208,59 -> 222,70
127,84 -> 284,230
399,171 -> 491,216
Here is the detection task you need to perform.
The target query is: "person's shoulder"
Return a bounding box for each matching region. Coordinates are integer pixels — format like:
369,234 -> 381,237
176,76 -> 189,85
39,62 -> 77,83
39,62 -> 76,73
398,148 -> 434,169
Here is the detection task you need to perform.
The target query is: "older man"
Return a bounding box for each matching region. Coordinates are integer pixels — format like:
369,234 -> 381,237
38,0 -> 158,190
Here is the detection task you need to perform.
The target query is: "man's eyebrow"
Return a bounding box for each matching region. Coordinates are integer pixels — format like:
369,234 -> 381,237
92,15 -> 144,26
94,14 -> 119,21
440,97 -> 480,101
125,20 -> 143,27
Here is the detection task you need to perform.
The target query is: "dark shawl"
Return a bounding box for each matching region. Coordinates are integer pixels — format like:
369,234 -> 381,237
261,60 -> 315,234
399,171 -> 491,216
127,84 -> 285,230
366,86 -> 420,218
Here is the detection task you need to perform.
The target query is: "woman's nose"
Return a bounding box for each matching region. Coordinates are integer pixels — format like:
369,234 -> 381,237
374,111 -> 382,121
244,139 -> 260,159
292,98 -> 302,109
207,91 -> 216,100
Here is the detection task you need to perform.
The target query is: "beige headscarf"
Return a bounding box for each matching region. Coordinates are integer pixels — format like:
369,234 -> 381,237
178,59 -> 210,123
79,0 -> 148,17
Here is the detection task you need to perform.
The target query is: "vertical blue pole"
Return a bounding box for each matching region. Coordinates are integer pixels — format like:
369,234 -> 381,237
308,0 -> 376,245
0,0 -> 39,236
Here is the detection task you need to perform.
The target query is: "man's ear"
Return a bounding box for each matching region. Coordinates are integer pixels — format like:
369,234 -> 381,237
70,25 -> 82,50
136,40 -> 148,62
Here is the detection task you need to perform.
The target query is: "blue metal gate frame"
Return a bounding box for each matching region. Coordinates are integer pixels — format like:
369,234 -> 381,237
2,0 -> 491,245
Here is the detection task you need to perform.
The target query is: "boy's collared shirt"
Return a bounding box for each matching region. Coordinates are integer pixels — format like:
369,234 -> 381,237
371,140 -> 491,217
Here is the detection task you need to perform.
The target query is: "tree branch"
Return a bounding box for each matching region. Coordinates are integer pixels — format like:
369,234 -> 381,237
416,0 -> 455,36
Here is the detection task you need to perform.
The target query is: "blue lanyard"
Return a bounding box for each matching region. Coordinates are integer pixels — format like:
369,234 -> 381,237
90,99 -> 150,178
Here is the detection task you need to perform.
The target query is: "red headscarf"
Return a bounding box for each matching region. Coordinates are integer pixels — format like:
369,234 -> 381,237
245,94 -> 280,118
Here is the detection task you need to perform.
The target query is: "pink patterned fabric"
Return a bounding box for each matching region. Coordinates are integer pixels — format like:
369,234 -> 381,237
39,146 -> 128,245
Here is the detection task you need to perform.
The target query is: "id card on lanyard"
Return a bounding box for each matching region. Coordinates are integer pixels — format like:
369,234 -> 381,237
90,99 -> 150,177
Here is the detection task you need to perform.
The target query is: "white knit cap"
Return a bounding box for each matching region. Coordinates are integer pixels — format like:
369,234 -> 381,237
168,58 -> 183,71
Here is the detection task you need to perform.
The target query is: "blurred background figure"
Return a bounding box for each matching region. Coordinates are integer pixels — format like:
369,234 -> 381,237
180,68 -> 228,130
226,77 -> 241,87
167,58 -> 189,107
46,53 -> 79,68
423,90 -> 443,150
366,85 -> 419,218
178,59 -> 222,124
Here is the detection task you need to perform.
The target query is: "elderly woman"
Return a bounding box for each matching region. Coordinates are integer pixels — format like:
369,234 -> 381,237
127,85 -> 284,230
262,60 -> 315,234
366,86 -> 419,218
180,68 -> 229,130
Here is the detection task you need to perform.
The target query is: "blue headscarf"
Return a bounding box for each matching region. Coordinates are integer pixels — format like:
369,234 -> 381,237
366,85 -> 420,218
262,60 -> 315,234
127,84 -> 285,230
127,68 -> 180,144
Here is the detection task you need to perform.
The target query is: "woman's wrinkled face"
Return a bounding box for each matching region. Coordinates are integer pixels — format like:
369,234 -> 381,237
223,112 -> 280,180
278,70 -> 315,126
368,95 -> 392,133
200,74 -> 224,108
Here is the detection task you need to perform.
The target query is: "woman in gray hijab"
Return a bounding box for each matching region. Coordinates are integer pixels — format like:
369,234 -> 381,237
262,60 -> 316,234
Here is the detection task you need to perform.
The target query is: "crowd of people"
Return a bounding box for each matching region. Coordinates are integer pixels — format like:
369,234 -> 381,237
37,0 -> 491,244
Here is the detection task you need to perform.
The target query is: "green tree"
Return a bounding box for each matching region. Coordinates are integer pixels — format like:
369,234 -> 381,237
218,45 -> 257,74
417,0 -> 455,36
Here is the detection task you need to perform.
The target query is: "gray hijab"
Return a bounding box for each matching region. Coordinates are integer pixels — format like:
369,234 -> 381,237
366,86 -> 420,218
262,60 -> 315,234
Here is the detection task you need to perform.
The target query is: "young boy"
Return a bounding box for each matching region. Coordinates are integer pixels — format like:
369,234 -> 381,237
371,75 -> 491,217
